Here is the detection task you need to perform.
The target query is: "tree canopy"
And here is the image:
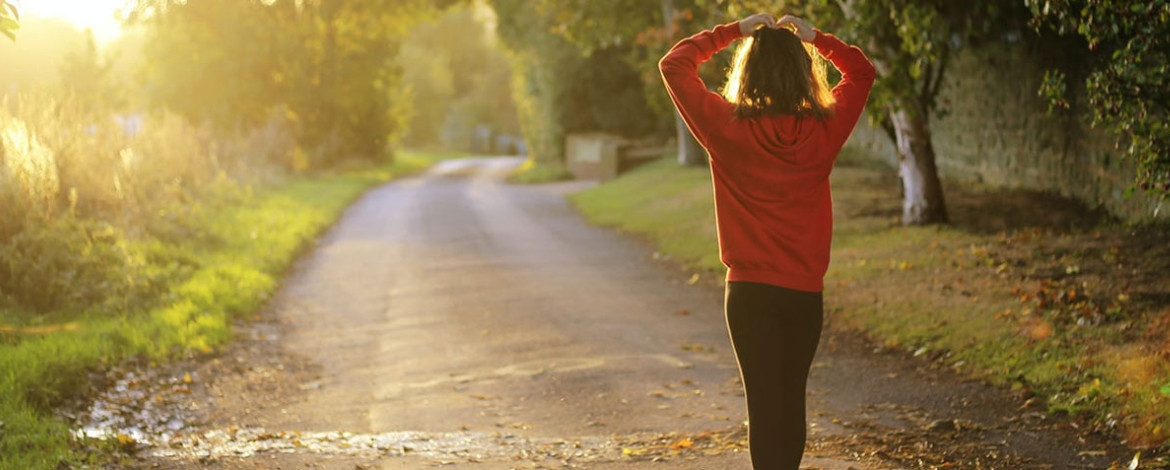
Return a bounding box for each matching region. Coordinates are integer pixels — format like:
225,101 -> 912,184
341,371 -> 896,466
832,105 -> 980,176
398,6 -> 519,150
130,0 -> 450,168
488,0 -> 662,170
1029,0 -> 1170,196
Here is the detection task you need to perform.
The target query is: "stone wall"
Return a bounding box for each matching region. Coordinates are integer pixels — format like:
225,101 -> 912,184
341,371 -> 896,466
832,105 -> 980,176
846,40 -> 1165,221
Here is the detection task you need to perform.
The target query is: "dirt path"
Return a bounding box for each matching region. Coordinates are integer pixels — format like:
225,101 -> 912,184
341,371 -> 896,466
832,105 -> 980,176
98,157 -> 1135,469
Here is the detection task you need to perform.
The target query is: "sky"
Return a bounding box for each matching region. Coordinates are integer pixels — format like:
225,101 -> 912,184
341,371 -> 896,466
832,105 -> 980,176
17,0 -> 129,45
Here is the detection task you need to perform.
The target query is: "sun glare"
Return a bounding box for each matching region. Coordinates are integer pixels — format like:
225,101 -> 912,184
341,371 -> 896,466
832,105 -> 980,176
17,0 -> 128,45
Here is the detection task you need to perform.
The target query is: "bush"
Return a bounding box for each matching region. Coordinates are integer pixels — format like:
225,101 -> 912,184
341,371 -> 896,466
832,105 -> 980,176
0,218 -> 138,314
0,92 -> 291,318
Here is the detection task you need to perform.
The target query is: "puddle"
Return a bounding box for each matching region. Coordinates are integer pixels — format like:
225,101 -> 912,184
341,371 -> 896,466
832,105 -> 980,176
71,368 -> 198,446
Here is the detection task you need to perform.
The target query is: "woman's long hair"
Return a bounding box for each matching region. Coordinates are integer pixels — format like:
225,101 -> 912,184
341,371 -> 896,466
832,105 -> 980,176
722,27 -> 835,120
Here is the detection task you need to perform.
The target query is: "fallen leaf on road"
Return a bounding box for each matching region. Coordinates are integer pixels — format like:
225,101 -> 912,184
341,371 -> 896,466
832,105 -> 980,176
669,438 -> 694,450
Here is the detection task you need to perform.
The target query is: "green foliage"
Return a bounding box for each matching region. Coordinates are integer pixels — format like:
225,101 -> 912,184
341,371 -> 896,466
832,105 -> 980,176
533,0 -> 718,131
0,89 -> 290,317
398,6 -> 519,149
0,218 -> 150,314
489,0 -> 572,166
488,0 -> 664,168
0,0 -> 16,41
1028,0 -> 1170,196
780,0 -> 1027,123
134,0 -> 431,167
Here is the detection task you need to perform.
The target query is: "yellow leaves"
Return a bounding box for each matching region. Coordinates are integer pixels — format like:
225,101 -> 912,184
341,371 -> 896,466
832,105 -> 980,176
679,342 -> 713,353
115,433 -> 136,450
686,273 -> 700,285
619,428 -> 745,461
668,437 -> 694,450
182,372 -> 193,384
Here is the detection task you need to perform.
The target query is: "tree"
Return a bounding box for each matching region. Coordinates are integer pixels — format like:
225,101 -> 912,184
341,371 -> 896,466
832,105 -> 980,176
488,0 -> 578,170
535,0 -> 710,166
488,0 -> 661,172
398,6 -> 519,150
131,0 -> 441,167
1029,0 -> 1170,198
0,0 -> 16,41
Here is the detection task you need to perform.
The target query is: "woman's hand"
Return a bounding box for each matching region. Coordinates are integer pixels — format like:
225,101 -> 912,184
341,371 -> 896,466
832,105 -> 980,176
739,13 -> 776,35
777,15 -> 816,42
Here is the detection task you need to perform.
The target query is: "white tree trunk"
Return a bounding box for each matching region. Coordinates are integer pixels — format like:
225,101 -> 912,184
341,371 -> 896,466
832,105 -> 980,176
891,107 -> 948,225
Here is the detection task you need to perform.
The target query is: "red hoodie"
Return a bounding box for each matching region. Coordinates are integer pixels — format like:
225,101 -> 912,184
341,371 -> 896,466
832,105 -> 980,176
659,22 -> 875,293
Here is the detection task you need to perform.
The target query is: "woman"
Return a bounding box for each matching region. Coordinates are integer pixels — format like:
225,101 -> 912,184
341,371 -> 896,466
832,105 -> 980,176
659,12 -> 875,469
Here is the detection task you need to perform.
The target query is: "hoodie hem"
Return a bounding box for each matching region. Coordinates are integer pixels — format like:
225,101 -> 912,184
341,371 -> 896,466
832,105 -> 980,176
726,267 -> 823,293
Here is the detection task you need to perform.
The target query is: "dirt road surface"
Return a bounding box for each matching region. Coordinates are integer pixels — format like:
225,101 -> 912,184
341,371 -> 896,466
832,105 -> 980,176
117,157 -> 1135,469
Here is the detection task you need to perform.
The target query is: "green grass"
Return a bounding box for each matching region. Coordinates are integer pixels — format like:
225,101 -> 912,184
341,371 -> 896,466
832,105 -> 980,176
0,150 -> 446,470
570,149 -> 1170,451
569,158 -> 722,274
507,157 -> 573,184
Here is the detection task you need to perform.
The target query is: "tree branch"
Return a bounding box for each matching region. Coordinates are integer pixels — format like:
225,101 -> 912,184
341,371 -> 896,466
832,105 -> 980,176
928,47 -> 950,102
919,60 -> 935,104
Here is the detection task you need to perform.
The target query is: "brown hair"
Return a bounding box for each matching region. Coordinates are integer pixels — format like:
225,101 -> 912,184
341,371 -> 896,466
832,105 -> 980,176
722,27 -> 835,120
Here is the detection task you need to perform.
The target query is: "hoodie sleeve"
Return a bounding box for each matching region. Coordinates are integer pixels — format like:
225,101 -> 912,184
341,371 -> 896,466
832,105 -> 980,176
812,30 -> 876,148
659,22 -> 742,148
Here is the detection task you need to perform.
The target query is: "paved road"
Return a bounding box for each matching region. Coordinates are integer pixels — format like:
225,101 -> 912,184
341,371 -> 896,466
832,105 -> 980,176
137,157 -> 1125,469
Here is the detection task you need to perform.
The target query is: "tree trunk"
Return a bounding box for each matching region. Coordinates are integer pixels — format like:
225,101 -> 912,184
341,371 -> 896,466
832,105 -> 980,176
663,0 -> 707,166
890,103 -> 948,225
674,113 -> 707,166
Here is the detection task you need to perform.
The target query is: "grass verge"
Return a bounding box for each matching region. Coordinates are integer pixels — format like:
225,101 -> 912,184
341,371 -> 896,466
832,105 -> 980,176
569,150 -> 1170,451
0,150 -> 446,470
507,157 -> 573,184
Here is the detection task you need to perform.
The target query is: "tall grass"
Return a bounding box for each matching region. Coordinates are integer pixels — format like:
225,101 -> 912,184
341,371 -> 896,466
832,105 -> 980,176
0,92 -> 292,317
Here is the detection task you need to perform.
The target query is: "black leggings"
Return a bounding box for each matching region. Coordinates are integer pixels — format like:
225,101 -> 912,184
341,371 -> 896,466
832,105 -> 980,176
725,281 -> 824,470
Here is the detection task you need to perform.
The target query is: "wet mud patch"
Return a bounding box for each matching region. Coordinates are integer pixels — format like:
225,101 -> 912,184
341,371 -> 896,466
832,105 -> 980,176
68,318 -> 322,460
